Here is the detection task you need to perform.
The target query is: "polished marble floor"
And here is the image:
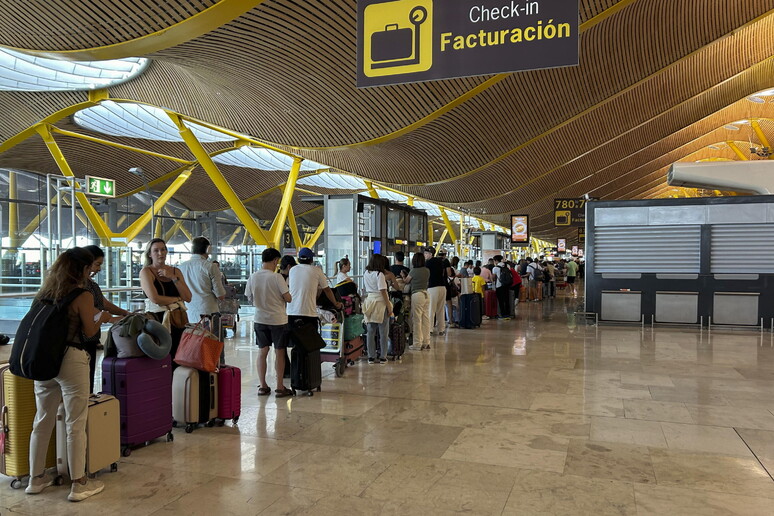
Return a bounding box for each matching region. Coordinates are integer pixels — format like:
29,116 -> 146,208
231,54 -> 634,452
3,292 -> 774,514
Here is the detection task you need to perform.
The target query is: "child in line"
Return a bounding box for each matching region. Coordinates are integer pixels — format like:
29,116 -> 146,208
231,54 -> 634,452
471,266 -> 488,320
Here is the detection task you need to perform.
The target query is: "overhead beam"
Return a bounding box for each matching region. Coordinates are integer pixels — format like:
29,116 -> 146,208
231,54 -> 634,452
3,0 -> 267,60
50,126 -> 191,164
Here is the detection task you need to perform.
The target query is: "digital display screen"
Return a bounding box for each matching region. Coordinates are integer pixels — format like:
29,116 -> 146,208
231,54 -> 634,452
558,239 -> 566,252
511,215 -> 529,245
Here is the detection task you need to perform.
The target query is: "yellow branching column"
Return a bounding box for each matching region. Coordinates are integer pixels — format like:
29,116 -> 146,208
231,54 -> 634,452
168,113 -> 270,246
270,160 -> 302,249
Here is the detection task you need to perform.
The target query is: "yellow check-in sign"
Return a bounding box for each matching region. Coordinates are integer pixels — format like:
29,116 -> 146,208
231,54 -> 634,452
363,0 -> 433,77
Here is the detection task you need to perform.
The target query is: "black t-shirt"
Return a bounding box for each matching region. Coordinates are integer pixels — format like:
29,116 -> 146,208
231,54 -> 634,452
426,257 -> 446,288
389,264 -> 409,278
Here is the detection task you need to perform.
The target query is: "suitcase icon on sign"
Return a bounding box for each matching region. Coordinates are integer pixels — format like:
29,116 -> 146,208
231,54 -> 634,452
370,5 -> 428,70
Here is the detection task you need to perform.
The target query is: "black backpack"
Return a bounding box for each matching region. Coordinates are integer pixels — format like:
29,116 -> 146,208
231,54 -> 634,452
10,288 -> 85,381
498,265 -> 513,287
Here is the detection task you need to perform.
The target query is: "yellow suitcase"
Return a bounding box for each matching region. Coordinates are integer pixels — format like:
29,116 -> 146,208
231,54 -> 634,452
1,364 -> 56,489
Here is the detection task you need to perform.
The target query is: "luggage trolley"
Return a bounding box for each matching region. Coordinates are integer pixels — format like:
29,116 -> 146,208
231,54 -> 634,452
320,310 -> 365,377
218,284 -> 240,337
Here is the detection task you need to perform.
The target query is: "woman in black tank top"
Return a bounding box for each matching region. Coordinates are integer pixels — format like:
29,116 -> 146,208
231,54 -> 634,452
139,239 -> 192,362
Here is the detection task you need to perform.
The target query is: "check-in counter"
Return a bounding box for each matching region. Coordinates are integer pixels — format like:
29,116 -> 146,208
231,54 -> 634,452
712,292 -> 760,326
655,291 -> 699,324
601,290 -> 641,322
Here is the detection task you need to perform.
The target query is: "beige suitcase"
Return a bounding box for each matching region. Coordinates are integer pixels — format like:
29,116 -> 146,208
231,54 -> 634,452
56,394 -> 120,478
0,364 -> 56,489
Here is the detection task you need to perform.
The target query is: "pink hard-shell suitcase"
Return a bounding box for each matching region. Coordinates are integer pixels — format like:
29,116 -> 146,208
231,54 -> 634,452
216,365 -> 241,425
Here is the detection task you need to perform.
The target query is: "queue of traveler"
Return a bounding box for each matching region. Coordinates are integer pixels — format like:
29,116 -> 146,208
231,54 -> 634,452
18,237 -> 583,503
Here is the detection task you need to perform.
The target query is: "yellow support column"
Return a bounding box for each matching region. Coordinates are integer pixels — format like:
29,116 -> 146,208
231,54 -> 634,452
270,160 -> 302,248
406,196 -> 414,207
439,208 -> 459,256
36,125 -> 112,242
751,120 -> 772,159
287,204 -> 303,250
364,181 -> 379,199
168,113 -> 270,246
436,229 -> 448,250
120,168 -> 194,242
726,141 -> 749,161
225,226 -> 242,246
304,221 -> 325,248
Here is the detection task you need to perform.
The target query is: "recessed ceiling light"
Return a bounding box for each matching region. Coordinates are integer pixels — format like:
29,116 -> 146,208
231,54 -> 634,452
708,145 -> 720,150
723,124 -> 740,131
748,96 -> 765,103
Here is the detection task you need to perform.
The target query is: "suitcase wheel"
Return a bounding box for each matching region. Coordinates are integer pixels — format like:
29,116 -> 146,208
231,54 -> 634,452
122,447 -> 132,457
172,420 -> 178,428
335,360 -> 345,377
232,417 -> 239,425
54,475 -> 65,486
317,386 -> 321,392
10,478 -> 22,489
110,463 -> 118,473
205,420 -> 215,428
185,424 -> 194,433
217,419 -> 225,427
167,432 -> 174,442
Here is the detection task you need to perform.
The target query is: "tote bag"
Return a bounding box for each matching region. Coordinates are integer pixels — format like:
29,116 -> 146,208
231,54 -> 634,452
174,322 -> 223,373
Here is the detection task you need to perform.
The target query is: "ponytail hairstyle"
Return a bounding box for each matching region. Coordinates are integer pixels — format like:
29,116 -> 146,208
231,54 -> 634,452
335,257 -> 350,274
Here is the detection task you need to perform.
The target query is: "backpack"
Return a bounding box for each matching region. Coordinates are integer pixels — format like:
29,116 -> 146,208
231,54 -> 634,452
529,264 -> 542,282
10,288 -> 86,381
498,265 -> 513,287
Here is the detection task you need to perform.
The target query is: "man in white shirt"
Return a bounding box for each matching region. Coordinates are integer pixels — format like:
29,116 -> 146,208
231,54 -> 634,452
287,247 -> 342,329
178,237 -> 226,325
246,248 -> 292,397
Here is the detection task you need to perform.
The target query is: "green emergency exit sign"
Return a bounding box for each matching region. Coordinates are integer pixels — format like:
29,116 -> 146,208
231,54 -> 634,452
85,175 -> 116,197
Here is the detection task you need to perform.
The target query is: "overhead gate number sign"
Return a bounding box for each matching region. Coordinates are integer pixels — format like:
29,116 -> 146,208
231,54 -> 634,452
357,0 -> 579,87
553,198 -> 585,227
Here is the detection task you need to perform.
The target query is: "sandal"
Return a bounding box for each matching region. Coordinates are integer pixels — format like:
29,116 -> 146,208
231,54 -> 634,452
257,387 -> 271,396
275,387 -> 294,398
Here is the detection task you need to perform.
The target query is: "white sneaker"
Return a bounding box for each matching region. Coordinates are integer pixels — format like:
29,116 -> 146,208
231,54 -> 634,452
25,473 -> 53,494
68,478 -> 104,502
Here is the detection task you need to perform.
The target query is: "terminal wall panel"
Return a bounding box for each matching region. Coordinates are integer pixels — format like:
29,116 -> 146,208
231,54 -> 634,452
713,293 -> 759,326
708,204 -> 767,224
601,291 -> 641,322
595,207 -> 649,226
655,292 -> 698,324
585,196 -> 774,328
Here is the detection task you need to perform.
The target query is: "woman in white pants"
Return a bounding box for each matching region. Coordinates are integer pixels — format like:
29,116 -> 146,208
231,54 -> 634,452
26,247 -> 112,502
405,252 -> 431,350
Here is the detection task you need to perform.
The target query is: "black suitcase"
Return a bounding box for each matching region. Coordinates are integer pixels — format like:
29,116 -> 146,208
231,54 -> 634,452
388,319 -> 406,360
289,320 -> 324,396
290,346 -> 322,396
459,294 -> 482,329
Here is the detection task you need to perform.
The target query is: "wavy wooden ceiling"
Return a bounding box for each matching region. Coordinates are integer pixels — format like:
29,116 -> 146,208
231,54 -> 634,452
0,0 -> 772,240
